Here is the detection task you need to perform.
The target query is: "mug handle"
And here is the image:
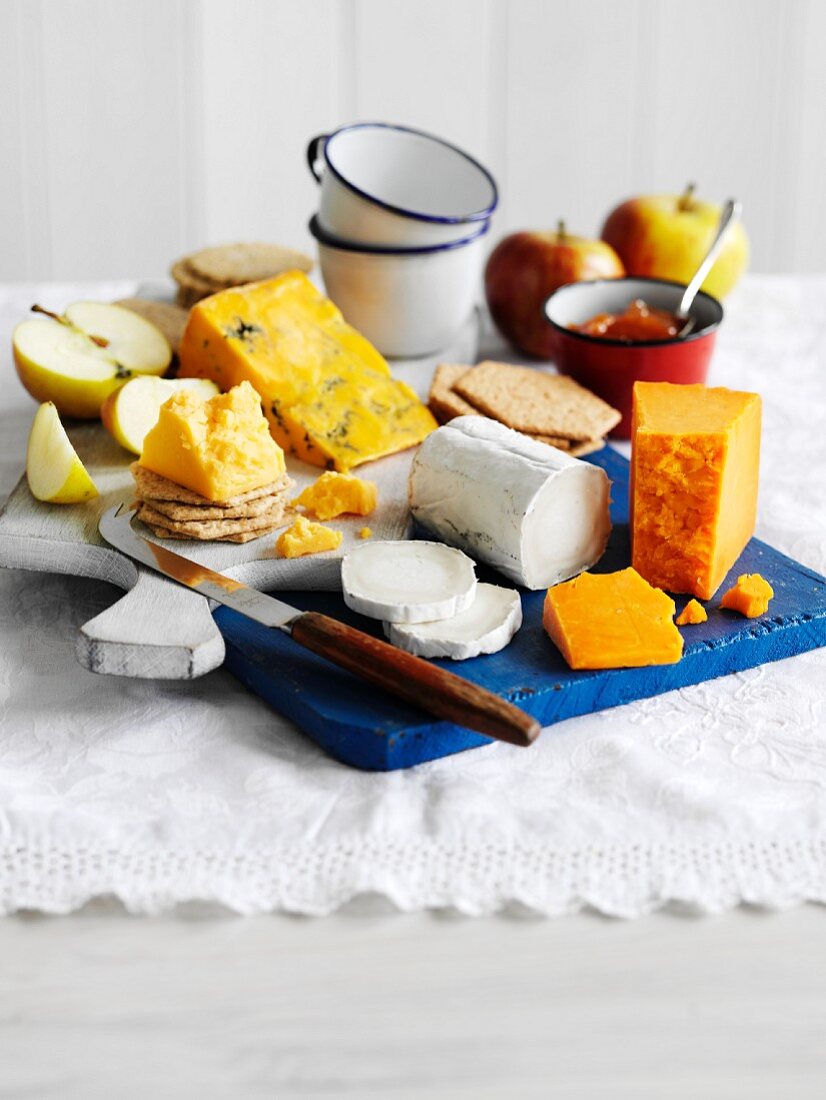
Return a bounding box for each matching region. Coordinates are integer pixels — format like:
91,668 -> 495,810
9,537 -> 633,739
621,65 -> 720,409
306,134 -> 327,182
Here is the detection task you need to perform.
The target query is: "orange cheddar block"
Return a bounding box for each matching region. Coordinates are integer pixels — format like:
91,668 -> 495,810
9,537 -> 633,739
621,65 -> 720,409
631,382 -> 761,600
139,380 -> 285,502
675,599 -> 707,626
178,271 -> 436,471
294,471 -> 377,521
720,573 -> 773,618
276,516 -> 342,559
543,567 -> 683,670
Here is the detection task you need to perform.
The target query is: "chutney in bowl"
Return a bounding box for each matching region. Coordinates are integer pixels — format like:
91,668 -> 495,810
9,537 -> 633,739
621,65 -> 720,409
544,276 -> 724,437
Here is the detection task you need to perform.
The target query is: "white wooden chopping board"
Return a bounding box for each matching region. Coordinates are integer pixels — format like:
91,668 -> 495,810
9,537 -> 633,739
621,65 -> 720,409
0,309 -> 480,679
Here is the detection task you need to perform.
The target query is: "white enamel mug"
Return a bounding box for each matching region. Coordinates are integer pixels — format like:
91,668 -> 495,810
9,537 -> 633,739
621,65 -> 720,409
307,122 -> 498,247
309,216 -> 488,358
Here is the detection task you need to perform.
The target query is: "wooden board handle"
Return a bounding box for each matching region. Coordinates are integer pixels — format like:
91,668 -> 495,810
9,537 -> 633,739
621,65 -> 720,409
290,612 -> 540,748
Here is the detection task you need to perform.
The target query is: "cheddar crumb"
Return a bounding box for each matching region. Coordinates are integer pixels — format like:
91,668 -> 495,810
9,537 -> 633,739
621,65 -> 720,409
276,515 -> 342,559
676,599 -> 708,626
294,471 -> 377,520
720,573 -> 773,618
359,526 -> 373,540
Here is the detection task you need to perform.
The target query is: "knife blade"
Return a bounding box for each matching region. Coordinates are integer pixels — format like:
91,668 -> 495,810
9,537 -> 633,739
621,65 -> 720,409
98,505 -> 540,748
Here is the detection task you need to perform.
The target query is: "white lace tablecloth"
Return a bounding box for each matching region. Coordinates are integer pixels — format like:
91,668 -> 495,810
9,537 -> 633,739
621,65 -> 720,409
1,276 -> 824,918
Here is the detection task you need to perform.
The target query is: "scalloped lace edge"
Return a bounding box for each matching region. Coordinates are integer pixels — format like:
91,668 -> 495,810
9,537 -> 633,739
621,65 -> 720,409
3,838 -> 826,917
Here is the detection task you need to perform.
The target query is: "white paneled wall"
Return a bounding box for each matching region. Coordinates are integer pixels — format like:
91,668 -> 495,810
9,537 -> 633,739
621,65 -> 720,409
1,0 -> 823,281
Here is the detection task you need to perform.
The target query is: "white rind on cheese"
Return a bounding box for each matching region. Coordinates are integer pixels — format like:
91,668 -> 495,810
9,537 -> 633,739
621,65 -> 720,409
383,582 -> 522,660
408,416 -> 612,590
341,540 -> 477,623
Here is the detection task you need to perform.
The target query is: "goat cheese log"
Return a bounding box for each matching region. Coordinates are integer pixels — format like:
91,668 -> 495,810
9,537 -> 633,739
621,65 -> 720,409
408,416 -> 612,589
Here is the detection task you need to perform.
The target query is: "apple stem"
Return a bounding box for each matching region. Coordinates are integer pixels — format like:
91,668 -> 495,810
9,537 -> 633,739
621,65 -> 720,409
557,219 -> 567,240
678,182 -> 697,212
31,304 -> 66,325
30,303 -> 109,347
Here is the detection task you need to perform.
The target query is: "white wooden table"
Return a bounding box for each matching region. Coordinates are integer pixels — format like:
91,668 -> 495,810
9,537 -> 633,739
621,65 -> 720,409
1,279 -> 825,1097
2,901 -> 825,1097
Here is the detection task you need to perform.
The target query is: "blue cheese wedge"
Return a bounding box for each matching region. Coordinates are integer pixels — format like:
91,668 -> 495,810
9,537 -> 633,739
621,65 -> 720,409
383,583 -> 522,660
408,416 -> 611,590
341,540 -> 477,623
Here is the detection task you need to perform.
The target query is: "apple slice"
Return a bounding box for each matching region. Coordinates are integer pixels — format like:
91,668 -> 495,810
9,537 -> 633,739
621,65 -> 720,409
13,301 -> 172,419
26,402 -> 99,504
101,376 -> 220,455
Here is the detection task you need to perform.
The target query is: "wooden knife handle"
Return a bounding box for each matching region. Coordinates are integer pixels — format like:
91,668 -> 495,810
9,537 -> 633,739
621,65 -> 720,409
290,612 -> 540,748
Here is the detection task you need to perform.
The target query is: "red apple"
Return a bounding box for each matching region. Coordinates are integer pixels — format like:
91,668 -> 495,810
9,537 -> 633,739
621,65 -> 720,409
485,222 -> 625,359
601,184 -> 749,300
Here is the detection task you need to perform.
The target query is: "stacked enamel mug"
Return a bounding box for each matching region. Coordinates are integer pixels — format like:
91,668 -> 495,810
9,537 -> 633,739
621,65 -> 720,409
307,122 -> 498,358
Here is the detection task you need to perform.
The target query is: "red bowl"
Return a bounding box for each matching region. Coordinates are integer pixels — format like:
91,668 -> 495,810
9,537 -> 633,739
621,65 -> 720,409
543,277 -> 724,437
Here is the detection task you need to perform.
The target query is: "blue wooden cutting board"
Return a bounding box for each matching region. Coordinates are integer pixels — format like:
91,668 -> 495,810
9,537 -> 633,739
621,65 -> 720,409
214,448 -> 826,770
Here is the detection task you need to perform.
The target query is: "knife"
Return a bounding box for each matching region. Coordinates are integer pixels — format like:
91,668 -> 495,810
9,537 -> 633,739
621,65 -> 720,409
98,505 -> 540,748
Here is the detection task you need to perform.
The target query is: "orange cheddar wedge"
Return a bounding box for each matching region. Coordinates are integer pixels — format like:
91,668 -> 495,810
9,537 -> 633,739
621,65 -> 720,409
720,573 -> 773,618
543,567 -> 683,670
631,382 -> 761,600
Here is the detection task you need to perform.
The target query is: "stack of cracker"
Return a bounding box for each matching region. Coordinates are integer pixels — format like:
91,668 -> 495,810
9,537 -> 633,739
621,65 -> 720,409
171,242 -> 314,309
131,464 -> 293,544
428,361 -> 621,456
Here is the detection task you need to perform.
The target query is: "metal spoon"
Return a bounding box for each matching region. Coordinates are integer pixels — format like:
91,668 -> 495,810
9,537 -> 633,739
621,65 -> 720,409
675,198 -> 742,336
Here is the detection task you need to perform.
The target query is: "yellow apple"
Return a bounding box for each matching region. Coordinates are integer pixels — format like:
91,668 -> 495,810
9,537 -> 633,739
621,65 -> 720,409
13,301 -> 172,419
100,376 -> 220,455
26,402 -> 99,504
601,184 -> 749,300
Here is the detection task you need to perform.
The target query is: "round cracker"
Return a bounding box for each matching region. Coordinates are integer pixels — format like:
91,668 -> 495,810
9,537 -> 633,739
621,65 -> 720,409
186,242 -> 313,287
170,259 -> 217,307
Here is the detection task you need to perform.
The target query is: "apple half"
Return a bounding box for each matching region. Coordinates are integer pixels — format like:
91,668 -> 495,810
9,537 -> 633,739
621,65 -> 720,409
13,301 -> 173,419
26,402 -> 99,504
101,376 -> 220,455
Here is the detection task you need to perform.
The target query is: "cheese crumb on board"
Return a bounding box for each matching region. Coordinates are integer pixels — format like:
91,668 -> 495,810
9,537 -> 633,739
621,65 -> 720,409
139,380 -> 285,503
631,381 -> 761,600
359,527 -> 372,540
276,516 -> 342,559
294,471 -> 377,520
720,573 -> 774,618
543,567 -> 683,669
177,271 -> 436,471
675,599 -> 708,626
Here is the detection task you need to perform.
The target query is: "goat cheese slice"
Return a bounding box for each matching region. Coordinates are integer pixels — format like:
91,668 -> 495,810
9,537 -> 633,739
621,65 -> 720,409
409,416 -> 612,590
341,540 -> 477,623
383,583 -> 522,660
